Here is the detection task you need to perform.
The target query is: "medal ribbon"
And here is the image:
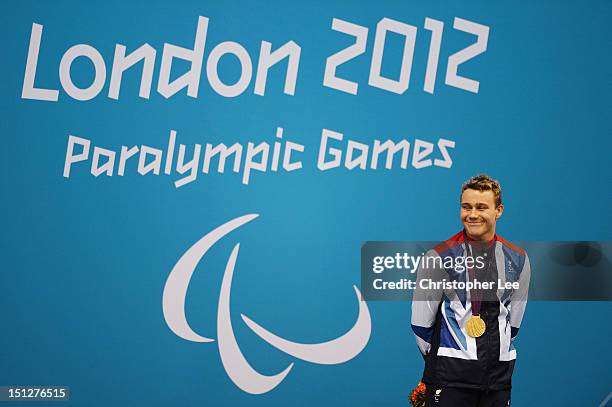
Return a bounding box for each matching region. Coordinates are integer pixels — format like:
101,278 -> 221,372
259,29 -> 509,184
466,243 -> 482,316
465,234 -> 496,317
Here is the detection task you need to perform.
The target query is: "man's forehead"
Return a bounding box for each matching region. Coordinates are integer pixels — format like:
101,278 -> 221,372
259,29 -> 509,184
461,189 -> 496,205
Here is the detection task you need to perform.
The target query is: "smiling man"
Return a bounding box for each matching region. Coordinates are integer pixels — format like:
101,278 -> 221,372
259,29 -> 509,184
411,174 -> 531,407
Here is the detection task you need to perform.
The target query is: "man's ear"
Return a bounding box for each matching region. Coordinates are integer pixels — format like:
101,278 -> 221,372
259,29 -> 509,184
495,204 -> 504,220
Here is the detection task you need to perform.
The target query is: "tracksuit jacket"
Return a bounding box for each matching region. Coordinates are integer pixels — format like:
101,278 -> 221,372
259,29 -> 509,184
411,231 -> 530,390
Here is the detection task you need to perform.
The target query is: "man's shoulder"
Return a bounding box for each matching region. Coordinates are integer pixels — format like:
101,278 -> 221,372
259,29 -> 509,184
496,235 -> 527,257
431,231 -> 465,255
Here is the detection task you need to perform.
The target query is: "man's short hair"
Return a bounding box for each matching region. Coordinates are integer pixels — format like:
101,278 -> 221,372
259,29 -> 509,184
462,174 -> 502,207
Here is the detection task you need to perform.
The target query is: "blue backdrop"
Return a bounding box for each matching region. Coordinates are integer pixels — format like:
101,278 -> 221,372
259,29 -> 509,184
1,1 -> 611,406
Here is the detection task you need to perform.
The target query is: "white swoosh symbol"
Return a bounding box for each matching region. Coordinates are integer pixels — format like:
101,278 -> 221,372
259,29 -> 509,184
162,214 -> 371,394
163,214 -> 257,342
241,285 -> 370,365
218,243 -> 293,394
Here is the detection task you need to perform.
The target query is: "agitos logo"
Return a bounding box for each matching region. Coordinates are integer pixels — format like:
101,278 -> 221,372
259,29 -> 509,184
162,214 -> 371,394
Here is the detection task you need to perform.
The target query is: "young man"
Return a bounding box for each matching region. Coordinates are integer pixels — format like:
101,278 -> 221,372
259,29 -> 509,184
411,175 -> 530,407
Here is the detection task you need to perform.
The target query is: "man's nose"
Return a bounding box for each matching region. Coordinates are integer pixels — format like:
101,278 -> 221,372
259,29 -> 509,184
468,209 -> 479,219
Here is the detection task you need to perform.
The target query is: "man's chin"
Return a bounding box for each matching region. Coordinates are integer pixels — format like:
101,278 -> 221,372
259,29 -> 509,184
464,226 -> 487,240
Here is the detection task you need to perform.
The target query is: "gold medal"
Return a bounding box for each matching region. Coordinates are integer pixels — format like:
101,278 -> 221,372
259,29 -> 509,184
466,315 -> 486,338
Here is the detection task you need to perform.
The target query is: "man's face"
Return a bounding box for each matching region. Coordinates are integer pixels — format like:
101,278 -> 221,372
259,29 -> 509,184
460,189 -> 504,241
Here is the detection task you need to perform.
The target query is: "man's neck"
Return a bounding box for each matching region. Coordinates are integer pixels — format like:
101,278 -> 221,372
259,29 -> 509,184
464,230 -> 496,244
